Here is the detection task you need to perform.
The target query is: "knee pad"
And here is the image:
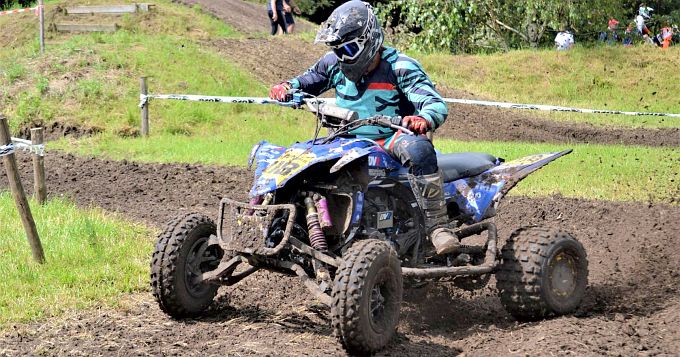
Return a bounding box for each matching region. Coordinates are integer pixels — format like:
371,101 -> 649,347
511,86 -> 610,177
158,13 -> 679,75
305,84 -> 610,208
393,136 -> 438,176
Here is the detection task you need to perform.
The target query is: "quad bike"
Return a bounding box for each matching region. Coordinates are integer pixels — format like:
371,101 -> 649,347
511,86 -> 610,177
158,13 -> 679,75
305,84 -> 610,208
150,93 -> 588,354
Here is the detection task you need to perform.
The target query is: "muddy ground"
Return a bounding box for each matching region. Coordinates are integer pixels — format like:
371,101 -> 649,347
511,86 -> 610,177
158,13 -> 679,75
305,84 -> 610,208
1,151 -> 679,356
1,0 -> 680,356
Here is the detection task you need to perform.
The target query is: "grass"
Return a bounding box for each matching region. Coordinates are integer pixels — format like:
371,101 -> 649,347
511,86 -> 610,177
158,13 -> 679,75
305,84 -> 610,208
54,105 -> 316,165
0,193 -> 154,327
1,29 -> 249,133
436,139 -> 680,203
420,45 -> 680,129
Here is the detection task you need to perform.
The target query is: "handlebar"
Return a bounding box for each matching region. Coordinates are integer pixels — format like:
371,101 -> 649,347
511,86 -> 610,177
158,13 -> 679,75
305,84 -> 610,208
275,90 -> 415,137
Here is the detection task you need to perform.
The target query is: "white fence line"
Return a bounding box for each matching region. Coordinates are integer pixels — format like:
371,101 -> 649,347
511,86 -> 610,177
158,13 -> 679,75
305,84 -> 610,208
0,2 -> 45,52
0,6 -> 40,16
140,91 -> 680,119
10,137 -> 45,156
443,98 -> 680,118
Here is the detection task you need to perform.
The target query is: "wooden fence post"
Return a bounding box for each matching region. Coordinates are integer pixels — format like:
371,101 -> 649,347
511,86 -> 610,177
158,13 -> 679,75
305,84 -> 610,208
0,116 -> 45,264
140,76 -> 149,136
39,0 -> 45,53
30,128 -> 47,204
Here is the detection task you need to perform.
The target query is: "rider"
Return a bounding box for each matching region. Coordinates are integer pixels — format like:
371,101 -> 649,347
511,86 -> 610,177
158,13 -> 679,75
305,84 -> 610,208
269,1 -> 459,255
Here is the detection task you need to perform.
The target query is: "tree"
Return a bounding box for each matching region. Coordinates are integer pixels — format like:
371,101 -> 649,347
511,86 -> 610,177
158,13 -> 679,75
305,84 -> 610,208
376,0 -> 680,53
376,0 -> 481,53
479,0 -> 627,49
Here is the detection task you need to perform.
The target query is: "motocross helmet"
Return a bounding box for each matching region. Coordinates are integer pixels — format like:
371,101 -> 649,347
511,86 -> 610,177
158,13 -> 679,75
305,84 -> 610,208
315,1 -> 384,83
639,5 -> 653,19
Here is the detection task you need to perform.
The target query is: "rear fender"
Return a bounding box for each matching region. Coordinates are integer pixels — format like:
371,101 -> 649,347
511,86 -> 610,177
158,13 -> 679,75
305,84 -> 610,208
445,150 -> 572,222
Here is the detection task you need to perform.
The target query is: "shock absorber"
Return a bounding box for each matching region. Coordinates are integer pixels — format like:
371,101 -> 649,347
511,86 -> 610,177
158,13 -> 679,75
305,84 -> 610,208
305,197 -> 328,251
313,193 -> 333,229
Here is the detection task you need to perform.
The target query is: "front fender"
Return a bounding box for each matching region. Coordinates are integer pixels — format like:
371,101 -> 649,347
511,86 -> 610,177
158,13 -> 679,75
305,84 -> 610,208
249,138 -> 378,197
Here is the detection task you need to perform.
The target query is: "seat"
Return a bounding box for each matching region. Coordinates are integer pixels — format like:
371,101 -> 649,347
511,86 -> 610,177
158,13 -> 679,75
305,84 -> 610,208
436,152 -> 500,182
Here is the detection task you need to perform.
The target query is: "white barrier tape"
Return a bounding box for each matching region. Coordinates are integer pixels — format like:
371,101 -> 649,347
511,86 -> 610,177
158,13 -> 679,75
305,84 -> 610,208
139,94 -> 278,108
443,98 -> 680,118
0,143 -> 15,157
10,138 -> 46,157
0,6 -> 40,16
139,92 -> 679,119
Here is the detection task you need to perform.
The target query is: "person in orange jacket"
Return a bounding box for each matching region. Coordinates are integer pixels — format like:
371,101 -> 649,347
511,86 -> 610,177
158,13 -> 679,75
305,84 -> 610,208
660,25 -> 674,49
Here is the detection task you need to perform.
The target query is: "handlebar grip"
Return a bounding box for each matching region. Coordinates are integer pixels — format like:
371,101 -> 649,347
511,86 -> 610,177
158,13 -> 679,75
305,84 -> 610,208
390,116 -> 403,126
306,99 -> 358,122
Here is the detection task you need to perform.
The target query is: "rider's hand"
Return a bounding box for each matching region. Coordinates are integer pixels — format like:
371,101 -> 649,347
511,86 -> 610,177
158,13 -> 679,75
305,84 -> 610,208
402,116 -> 431,135
269,82 -> 291,101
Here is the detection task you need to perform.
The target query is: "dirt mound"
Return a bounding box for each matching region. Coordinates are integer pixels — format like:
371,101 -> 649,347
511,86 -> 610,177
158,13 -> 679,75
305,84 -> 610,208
1,152 -> 679,356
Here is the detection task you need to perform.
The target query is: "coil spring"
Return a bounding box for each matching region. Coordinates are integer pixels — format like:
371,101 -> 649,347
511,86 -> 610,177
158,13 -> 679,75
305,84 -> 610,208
305,197 -> 328,251
306,213 -> 328,251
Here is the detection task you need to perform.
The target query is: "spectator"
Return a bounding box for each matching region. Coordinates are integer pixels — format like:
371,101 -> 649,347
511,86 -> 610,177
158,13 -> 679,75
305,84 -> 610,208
267,0 -> 287,36
555,29 -> 575,51
636,3 -> 657,45
623,22 -> 635,47
283,0 -> 302,34
660,25 -> 674,49
599,18 -> 620,45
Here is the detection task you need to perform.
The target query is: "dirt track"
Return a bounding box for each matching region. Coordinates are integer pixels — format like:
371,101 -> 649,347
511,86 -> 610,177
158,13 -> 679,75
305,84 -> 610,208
1,0 -> 680,356
1,152 -> 679,356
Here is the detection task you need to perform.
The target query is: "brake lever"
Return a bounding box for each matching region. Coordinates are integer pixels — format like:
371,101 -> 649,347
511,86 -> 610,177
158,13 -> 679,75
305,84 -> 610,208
367,116 -> 414,136
275,90 -> 307,108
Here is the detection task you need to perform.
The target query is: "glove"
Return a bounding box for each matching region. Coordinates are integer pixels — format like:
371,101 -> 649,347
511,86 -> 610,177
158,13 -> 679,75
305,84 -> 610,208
402,115 -> 431,135
269,82 -> 291,101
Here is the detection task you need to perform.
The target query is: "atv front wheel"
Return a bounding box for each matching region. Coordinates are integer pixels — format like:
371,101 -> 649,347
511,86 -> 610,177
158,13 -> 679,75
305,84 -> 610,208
150,213 -> 224,318
496,226 -> 588,321
331,239 -> 403,355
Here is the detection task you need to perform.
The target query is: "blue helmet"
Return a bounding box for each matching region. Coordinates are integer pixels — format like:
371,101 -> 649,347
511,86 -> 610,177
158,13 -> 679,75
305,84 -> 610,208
315,1 -> 384,83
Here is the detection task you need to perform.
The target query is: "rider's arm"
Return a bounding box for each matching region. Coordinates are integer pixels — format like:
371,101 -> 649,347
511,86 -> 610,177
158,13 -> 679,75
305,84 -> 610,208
395,57 -> 448,129
287,52 -> 339,96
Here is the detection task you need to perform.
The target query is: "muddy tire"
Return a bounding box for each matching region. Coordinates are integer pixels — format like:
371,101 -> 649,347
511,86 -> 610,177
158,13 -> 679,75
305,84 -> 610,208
496,226 -> 588,321
331,239 -> 403,355
150,213 -> 223,318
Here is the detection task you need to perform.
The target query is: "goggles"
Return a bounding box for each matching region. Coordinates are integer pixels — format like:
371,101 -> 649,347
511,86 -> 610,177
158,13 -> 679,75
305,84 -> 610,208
331,36 -> 368,62
329,9 -> 374,63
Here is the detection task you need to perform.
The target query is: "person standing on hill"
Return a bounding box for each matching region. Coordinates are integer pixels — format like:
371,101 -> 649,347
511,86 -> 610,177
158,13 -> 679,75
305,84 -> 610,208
268,1 -> 460,256
283,0 -> 302,34
267,0 -> 287,35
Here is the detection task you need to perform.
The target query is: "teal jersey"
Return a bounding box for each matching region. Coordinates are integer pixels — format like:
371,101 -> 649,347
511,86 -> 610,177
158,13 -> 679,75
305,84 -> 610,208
288,47 -> 448,139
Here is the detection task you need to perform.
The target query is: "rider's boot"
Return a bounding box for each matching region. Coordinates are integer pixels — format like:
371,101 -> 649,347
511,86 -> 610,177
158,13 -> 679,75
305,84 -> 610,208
408,171 -> 460,255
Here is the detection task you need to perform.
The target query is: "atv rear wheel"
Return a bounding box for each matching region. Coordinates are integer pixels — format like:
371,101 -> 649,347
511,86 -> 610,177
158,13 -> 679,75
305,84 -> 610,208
331,239 -> 403,355
496,226 -> 588,321
150,213 -> 224,318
